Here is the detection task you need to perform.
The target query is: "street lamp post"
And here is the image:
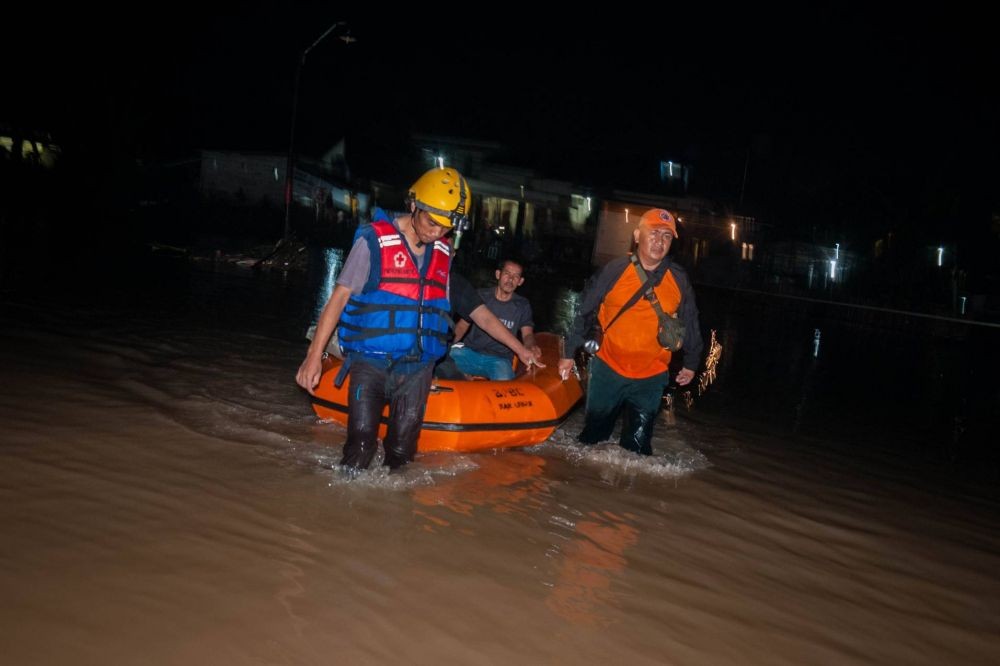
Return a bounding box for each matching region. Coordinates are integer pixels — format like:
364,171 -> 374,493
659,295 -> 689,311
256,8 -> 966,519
283,20 -> 352,242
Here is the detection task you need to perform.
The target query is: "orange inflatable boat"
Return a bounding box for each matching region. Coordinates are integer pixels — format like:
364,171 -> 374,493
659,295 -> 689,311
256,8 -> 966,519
310,332 -> 583,452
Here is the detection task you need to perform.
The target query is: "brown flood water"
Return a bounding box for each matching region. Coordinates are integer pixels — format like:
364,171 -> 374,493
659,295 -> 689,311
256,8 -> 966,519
1,271 -> 999,665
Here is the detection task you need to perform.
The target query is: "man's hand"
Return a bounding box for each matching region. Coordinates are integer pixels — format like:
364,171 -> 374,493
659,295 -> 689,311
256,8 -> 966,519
675,368 -> 696,386
557,358 -> 575,381
296,356 -> 323,395
518,346 -> 546,369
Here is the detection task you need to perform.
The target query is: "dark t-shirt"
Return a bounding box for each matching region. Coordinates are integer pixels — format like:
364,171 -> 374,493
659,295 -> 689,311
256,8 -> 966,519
435,274 -> 503,380
462,289 -> 534,360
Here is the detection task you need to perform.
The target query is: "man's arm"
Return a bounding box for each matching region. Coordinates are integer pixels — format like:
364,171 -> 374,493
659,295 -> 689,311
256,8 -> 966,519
453,319 -> 471,343
296,236 -> 369,394
518,300 -> 540,356
469,305 -> 544,368
672,265 -> 703,386
520,325 -> 540,355
296,285 -> 352,394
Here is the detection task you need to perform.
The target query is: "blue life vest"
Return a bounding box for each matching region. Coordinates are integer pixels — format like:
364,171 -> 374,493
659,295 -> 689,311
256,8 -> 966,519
338,212 -> 452,365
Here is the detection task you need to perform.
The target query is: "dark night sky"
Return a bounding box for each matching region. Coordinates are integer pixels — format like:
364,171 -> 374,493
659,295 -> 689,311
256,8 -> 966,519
6,6 -> 989,241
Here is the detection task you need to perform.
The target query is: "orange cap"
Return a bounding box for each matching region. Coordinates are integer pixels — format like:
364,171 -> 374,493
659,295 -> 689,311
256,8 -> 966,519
638,208 -> 678,237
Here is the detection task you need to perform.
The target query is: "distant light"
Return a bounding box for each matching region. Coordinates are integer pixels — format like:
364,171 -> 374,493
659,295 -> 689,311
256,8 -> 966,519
436,155 -> 444,169
273,167 -> 279,181
730,222 -> 736,241
813,328 -> 821,358
668,160 -> 674,177
834,242 -> 840,260
520,184 -> 525,199
585,196 -> 591,212
829,259 -> 837,279
960,296 -> 967,315
625,208 -> 629,224
937,246 -> 944,267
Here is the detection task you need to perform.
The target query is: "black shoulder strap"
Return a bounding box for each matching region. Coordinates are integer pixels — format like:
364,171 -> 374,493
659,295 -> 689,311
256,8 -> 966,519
604,256 -> 658,333
630,256 -> 670,320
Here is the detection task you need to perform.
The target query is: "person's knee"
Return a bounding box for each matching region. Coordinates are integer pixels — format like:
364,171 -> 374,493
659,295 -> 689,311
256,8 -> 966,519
492,359 -> 515,381
434,356 -> 465,379
449,347 -> 477,376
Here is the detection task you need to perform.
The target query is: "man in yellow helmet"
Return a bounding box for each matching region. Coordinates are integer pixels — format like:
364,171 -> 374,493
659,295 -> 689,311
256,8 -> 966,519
296,167 -> 541,470
557,208 -> 703,455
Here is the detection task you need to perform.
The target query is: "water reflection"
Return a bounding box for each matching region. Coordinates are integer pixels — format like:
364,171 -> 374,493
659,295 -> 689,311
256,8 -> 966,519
273,523 -> 316,639
545,510 -> 639,627
412,452 -> 550,526
410,446 -> 652,627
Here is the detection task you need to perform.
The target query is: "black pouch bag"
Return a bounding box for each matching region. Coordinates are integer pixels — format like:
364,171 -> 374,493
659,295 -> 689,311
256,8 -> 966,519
656,312 -> 685,352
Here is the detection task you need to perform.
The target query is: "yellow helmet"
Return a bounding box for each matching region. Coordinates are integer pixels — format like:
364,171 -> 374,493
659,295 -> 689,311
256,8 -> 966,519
408,167 -> 471,229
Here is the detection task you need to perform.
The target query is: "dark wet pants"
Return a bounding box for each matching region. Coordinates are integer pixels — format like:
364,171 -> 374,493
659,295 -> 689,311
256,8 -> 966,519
341,359 -> 433,470
578,356 -> 669,455
433,354 -> 466,380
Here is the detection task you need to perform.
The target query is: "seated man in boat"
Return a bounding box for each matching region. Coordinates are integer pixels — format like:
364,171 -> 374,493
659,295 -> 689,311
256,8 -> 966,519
296,167 -> 543,471
448,259 -> 541,381
431,270 -> 534,381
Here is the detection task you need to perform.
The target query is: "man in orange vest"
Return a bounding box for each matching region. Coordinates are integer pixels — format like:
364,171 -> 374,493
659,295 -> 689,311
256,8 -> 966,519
557,208 -> 703,455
